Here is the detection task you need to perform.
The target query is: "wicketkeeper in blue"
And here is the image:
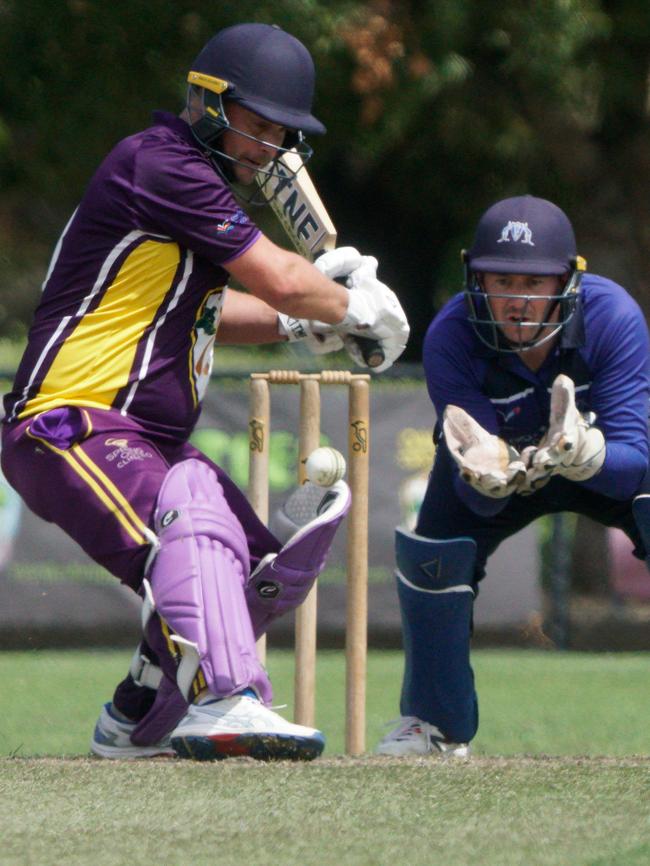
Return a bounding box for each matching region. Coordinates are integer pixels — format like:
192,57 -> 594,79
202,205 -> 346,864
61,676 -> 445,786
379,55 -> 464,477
377,195 -> 650,757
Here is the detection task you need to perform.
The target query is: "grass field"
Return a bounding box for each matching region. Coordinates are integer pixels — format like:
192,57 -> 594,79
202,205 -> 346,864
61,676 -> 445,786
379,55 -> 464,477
2,648 -> 650,866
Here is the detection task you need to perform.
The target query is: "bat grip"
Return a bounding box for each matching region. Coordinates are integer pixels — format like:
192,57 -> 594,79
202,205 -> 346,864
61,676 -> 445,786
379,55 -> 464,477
352,335 -> 385,368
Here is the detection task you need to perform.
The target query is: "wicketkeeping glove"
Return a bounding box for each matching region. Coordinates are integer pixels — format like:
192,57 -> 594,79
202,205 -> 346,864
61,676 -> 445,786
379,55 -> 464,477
529,374 -> 605,482
443,405 -> 527,498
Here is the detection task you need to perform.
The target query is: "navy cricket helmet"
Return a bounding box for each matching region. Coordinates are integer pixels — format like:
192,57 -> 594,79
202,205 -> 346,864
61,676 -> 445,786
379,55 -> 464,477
186,23 -> 325,200
462,195 -> 587,352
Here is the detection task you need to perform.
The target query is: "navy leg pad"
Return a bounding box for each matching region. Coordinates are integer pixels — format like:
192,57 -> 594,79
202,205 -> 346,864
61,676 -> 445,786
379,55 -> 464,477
632,495 -> 650,566
395,528 -> 479,744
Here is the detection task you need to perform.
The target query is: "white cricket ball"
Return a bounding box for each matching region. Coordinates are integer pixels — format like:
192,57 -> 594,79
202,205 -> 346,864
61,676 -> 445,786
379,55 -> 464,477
305,447 -> 346,487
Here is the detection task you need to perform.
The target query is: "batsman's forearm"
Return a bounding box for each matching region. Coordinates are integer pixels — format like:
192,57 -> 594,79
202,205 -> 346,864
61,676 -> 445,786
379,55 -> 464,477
217,289 -> 286,344
227,235 -> 349,323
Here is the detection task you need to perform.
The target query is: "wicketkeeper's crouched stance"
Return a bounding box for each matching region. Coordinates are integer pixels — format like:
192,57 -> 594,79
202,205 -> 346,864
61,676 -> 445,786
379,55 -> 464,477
377,196 -> 650,759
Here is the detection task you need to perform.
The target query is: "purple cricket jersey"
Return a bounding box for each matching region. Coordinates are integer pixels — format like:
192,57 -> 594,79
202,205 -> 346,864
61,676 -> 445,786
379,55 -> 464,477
3,112 -> 261,442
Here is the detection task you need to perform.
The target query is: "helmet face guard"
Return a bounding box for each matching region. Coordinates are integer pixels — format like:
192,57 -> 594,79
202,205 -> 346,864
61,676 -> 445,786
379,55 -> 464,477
463,256 -> 586,353
461,195 -> 586,352
186,79 -> 313,205
185,24 -> 325,205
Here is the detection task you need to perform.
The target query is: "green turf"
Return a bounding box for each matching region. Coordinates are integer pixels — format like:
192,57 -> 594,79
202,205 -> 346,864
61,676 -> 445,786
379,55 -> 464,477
2,758 -> 650,866
2,649 -> 650,866
2,648 -> 650,757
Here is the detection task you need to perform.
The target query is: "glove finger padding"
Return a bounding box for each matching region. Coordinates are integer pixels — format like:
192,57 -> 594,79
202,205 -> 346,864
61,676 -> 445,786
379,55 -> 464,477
517,446 -> 553,495
532,374 -> 605,481
339,274 -> 410,341
346,255 -> 378,285
443,405 -> 526,498
304,330 -> 345,355
313,246 -> 363,280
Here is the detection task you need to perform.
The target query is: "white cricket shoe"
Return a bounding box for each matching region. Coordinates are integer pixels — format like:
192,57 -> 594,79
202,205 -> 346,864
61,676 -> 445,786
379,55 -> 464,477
376,716 -> 470,759
90,702 -> 176,759
170,689 -> 325,761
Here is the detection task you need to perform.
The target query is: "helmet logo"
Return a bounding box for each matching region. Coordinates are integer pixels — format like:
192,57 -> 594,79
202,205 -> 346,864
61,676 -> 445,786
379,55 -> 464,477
496,221 -> 535,246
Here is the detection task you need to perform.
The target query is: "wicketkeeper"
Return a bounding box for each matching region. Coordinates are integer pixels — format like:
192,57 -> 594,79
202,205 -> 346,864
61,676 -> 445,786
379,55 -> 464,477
1,22 -> 409,761
377,195 -> 650,758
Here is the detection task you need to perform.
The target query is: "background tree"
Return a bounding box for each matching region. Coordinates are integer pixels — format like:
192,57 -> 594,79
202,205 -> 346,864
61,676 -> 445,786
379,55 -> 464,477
2,0 -> 648,597
2,0 -> 650,350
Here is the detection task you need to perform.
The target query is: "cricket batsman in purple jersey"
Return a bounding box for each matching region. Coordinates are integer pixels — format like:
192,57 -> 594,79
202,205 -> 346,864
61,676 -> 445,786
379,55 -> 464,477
376,195 -> 650,759
1,22 -> 409,762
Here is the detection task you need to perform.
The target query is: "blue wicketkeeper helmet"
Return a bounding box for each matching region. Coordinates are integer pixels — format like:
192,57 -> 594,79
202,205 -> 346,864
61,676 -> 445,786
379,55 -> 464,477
463,195 -> 586,352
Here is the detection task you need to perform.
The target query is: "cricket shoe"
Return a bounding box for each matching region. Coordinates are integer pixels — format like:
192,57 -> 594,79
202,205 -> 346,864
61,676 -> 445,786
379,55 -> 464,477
376,716 -> 470,759
170,689 -> 325,761
90,702 -> 176,759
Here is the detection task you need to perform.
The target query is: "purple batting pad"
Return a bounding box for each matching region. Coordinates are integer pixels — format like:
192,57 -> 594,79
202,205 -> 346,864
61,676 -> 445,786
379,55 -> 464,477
246,482 -> 351,637
148,458 -> 272,704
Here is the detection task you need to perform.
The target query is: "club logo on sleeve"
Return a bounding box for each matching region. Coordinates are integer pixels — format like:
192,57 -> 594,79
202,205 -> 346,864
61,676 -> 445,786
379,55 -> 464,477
215,209 -> 249,234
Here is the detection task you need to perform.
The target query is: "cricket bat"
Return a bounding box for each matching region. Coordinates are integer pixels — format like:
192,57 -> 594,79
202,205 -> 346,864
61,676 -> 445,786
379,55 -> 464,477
255,150 -> 385,368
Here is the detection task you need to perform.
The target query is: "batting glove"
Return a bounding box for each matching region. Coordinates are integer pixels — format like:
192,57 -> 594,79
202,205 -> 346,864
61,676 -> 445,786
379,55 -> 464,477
313,246 -> 364,280
337,260 -> 410,372
277,313 -> 344,355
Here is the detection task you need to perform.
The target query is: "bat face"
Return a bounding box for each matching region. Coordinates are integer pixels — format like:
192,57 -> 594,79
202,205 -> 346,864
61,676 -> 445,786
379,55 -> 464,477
255,150 -> 336,258
253,151 -> 386,370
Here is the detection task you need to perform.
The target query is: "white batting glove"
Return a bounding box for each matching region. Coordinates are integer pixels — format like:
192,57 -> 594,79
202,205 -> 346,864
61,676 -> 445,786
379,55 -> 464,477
277,313 -> 344,355
443,405 -> 526,498
530,374 -> 605,482
313,246 -> 363,280
337,259 -> 410,371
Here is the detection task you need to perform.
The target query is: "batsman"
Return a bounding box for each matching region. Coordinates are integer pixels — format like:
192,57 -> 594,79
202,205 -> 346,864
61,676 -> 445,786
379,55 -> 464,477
377,195 -> 650,758
1,22 -> 409,761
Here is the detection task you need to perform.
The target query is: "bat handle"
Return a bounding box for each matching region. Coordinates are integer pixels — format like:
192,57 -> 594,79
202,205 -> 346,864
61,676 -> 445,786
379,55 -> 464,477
352,336 -> 385,368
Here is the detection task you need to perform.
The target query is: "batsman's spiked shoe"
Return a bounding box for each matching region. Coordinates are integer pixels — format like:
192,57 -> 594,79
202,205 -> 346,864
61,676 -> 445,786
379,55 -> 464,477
170,689 -> 325,761
90,702 -> 176,759
376,716 -> 470,759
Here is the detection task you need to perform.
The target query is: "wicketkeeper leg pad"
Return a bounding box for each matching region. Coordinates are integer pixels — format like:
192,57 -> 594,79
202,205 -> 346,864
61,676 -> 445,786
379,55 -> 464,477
632,494 -> 650,567
395,528 -> 479,744
245,480 -> 351,637
143,458 -> 272,705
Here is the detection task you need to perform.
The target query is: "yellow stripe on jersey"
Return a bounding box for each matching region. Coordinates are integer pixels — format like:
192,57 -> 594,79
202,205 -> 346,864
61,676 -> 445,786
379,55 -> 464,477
21,239 -> 181,418
24,434 -> 148,546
